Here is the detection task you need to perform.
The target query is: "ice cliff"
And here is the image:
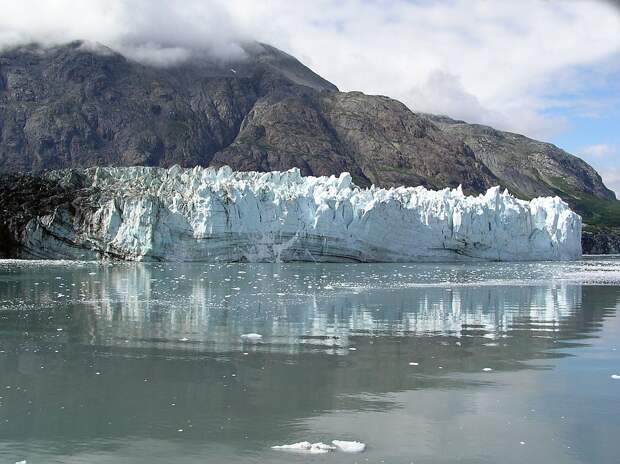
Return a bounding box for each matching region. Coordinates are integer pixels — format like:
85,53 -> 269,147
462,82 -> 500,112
18,166 -> 582,261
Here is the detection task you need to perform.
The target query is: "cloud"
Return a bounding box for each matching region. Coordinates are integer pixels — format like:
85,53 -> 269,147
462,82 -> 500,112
577,144 -> 620,195
579,144 -> 615,158
0,0 -> 249,65
0,0 -> 619,139
405,71 -> 568,139
597,168 -> 620,197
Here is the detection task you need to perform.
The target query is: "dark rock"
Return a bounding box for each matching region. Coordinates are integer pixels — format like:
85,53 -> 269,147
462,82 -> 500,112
582,227 -> 620,255
0,172 -> 88,257
427,114 -> 614,200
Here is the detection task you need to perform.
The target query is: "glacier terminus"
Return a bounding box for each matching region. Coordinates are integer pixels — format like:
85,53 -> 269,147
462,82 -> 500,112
15,166 -> 582,262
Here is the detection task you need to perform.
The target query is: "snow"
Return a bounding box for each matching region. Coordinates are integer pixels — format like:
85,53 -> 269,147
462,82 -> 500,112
23,166 -> 582,262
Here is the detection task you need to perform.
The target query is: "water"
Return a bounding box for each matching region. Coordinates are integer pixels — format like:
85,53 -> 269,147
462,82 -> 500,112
0,259 -> 619,463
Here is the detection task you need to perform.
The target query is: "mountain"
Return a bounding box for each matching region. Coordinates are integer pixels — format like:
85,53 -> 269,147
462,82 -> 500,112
0,41 -> 618,251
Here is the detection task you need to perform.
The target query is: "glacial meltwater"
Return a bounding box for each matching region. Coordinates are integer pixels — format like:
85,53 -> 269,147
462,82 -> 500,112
0,259 -> 619,464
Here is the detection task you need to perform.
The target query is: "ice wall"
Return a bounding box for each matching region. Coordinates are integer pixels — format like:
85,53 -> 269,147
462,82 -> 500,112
21,166 -> 582,261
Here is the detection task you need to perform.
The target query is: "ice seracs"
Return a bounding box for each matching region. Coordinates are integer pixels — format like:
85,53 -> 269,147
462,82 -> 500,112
21,166 -> 582,262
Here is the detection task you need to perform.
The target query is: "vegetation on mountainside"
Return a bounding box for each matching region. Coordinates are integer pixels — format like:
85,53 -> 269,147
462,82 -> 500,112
549,176 -> 620,228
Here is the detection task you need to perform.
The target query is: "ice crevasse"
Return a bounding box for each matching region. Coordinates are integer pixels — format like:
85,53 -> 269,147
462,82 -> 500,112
22,165 -> 582,262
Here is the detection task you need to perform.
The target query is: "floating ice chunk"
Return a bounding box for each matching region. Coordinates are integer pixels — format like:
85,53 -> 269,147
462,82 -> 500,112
409,362 -> 419,366
179,337 -> 189,342
482,367 -> 493,372
611,374 -> 620,380
15,461 -> 26,464
332,440 -> 366,452
240,333 -> 263,341
271,442 -> 335,453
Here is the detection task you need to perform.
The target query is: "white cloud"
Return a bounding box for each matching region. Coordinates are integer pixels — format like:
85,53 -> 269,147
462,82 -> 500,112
0,0 -> 249,65
579,144 -> 615,158
404,71 -> 569,138
578,144 -> 619,195
597,168 -> 620,197
0,0 -> 619,139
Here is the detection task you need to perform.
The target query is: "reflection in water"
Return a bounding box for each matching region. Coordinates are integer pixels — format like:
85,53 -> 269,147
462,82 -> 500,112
0,260 -> 619,464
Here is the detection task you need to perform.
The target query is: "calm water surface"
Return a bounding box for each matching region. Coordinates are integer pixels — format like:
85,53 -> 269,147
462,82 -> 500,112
0,259 -> 619,463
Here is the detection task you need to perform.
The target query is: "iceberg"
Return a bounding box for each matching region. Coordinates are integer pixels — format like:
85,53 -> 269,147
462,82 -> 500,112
19,166 -> 582,262
271,442 -> 336,453
271,440 -> 366,454
331,440 -> 366,452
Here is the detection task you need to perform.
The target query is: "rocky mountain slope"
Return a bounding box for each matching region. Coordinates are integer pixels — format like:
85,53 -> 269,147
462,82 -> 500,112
0,41 -> 617,253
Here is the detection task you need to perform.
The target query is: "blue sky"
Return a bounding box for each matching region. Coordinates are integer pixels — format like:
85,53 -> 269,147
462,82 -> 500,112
2,0 -> 619,193
549,58 -> 620,194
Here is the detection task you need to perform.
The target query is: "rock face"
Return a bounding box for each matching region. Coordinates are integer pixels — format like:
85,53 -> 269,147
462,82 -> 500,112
0,41 -> 613,202
582,228 -> 620,255
426,115 -> 613,201
0,166 -> 582,262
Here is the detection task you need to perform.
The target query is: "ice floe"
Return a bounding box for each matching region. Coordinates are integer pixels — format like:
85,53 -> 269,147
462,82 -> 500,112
271,442 -> 336,454
332,440 -> 366,452
272,440 -> 366,454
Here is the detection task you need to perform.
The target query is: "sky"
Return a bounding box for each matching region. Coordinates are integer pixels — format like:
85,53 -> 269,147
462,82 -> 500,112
1,0 -> 619,193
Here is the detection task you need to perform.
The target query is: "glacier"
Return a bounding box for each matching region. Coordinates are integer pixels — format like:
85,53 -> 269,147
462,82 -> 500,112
19,165 -> 582,262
